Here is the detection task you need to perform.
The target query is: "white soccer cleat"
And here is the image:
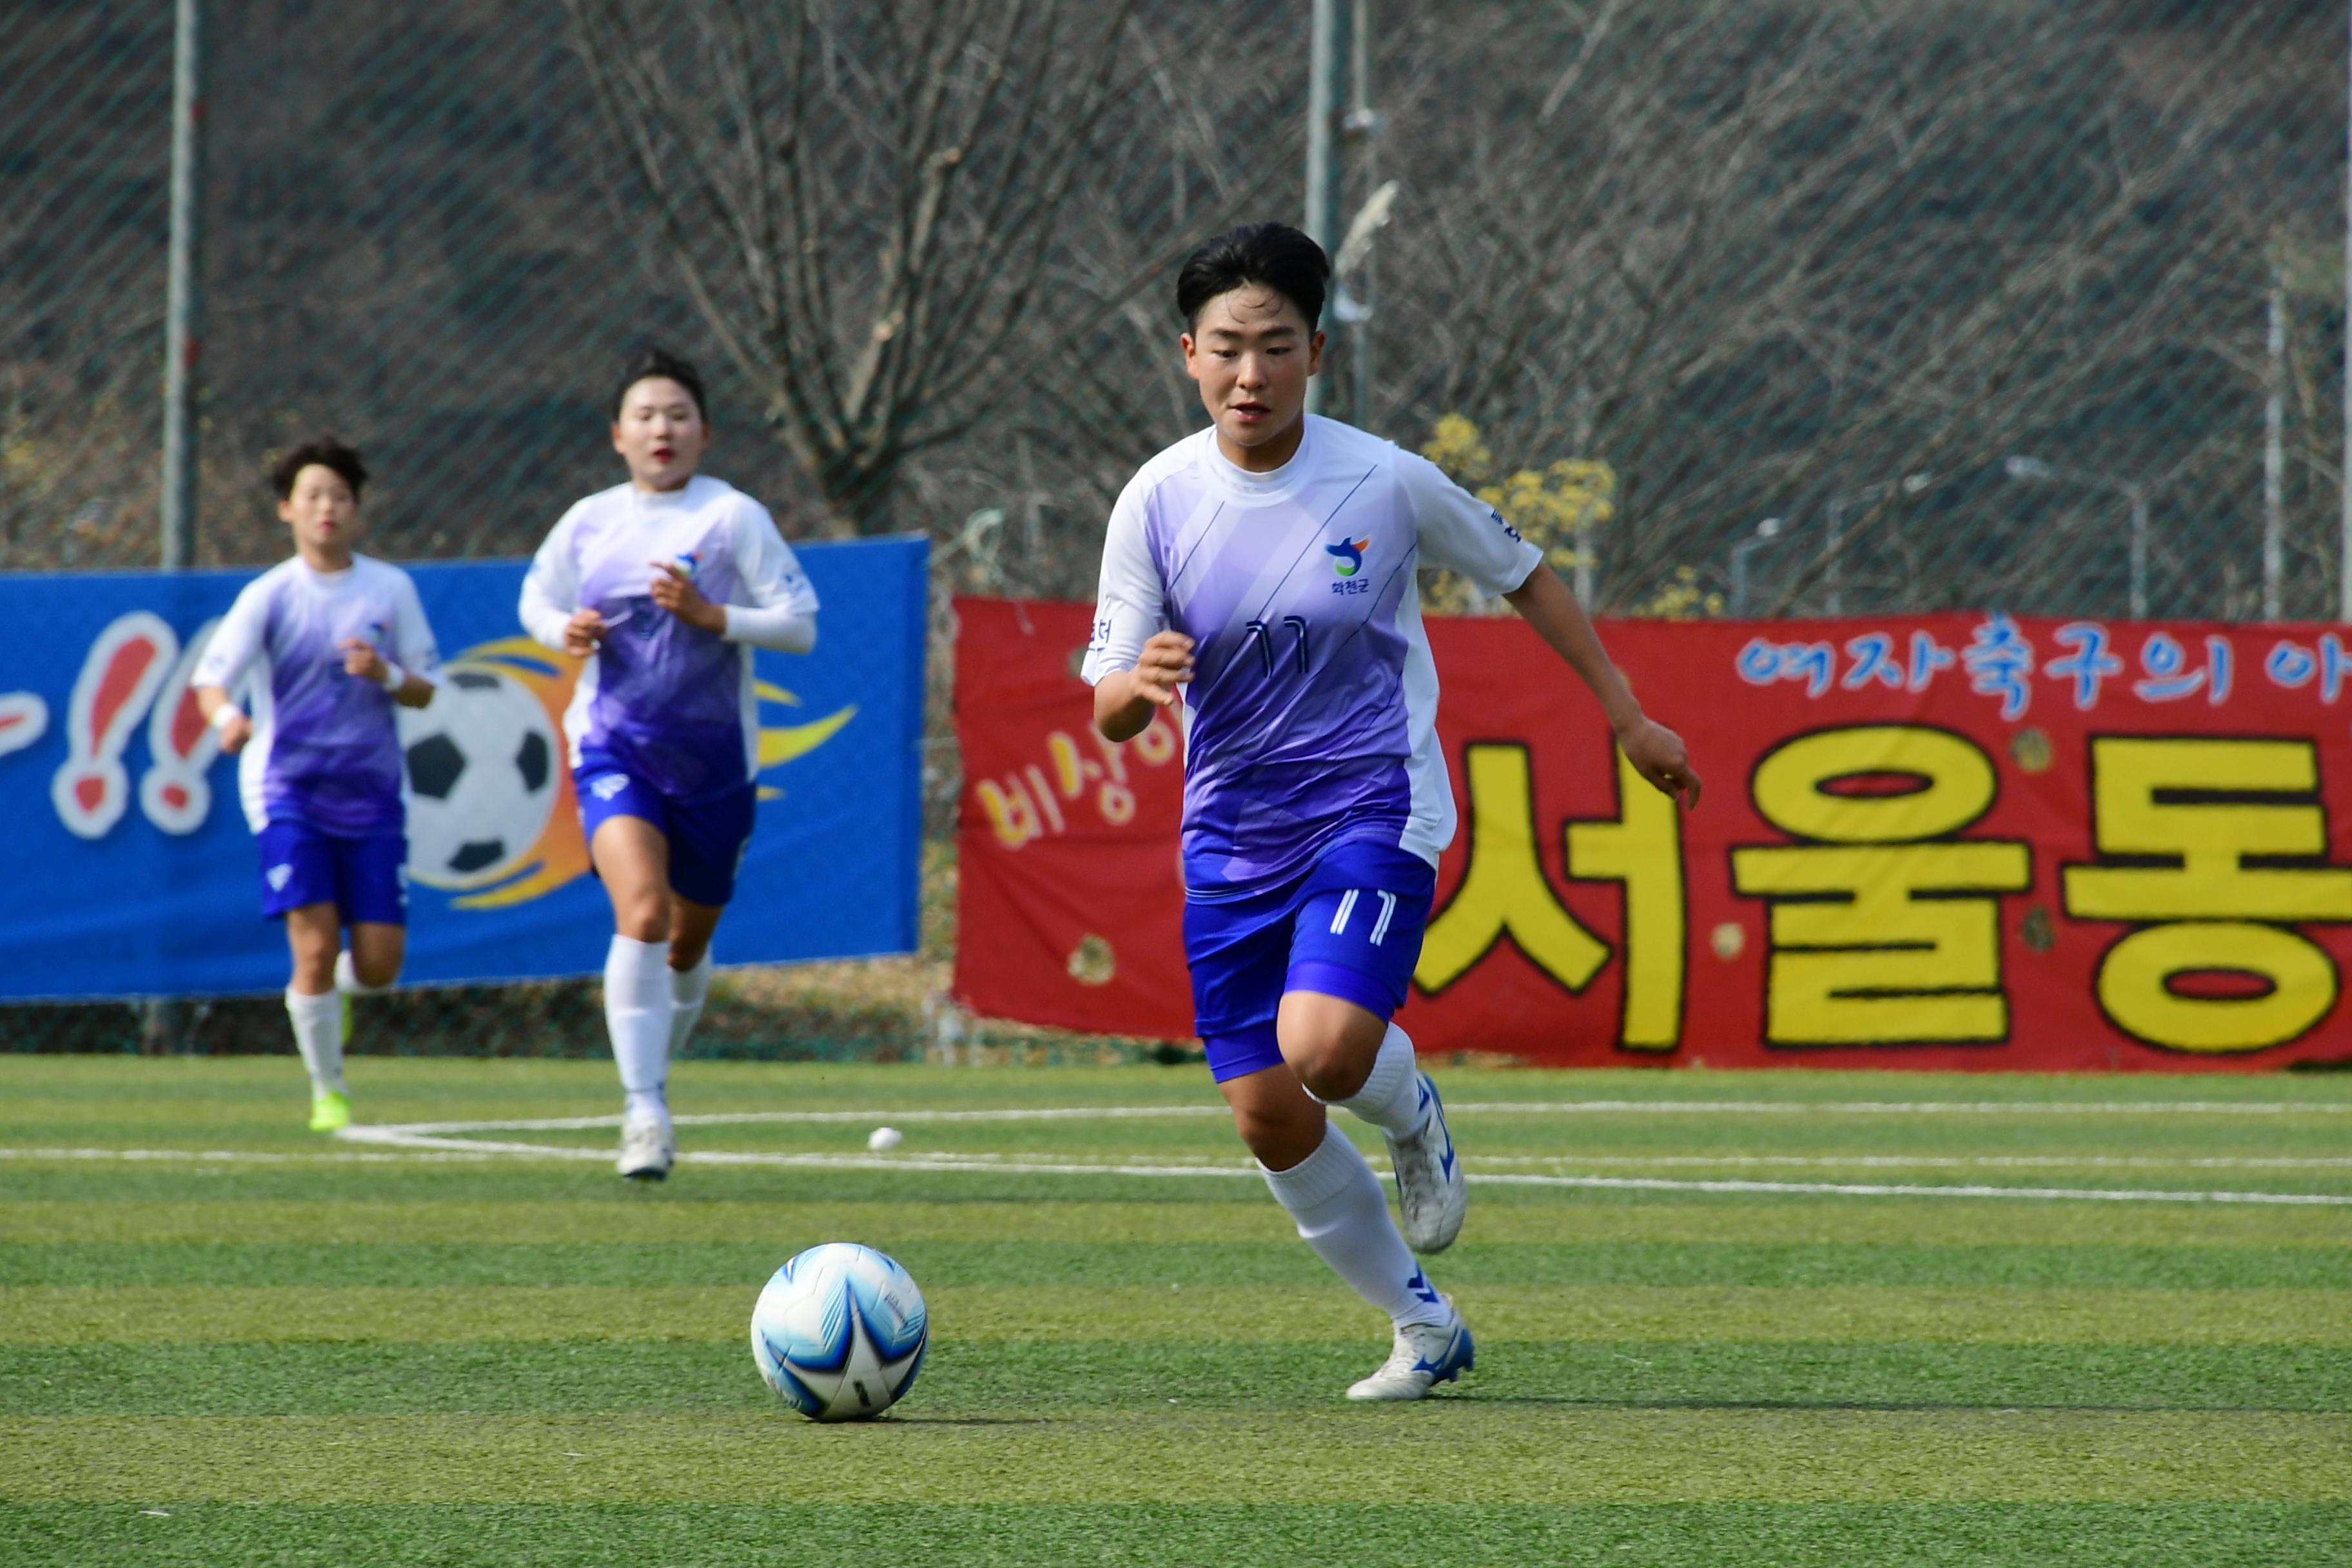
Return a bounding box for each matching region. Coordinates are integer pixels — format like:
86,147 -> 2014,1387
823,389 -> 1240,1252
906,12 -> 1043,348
617,1114 -> 675,1181
1386,1072 -> 1467,1254
1347,1301 -> 1475,1402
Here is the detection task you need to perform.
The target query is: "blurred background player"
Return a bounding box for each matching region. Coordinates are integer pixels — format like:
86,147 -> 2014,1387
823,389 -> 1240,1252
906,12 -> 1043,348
520,347 -> 820,1181
1085,224 -> 1701,1400
192,436 -> 442,1132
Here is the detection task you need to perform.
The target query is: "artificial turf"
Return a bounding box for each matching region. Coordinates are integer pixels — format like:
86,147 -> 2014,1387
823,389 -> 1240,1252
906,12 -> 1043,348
2,1055 -> 2347,1565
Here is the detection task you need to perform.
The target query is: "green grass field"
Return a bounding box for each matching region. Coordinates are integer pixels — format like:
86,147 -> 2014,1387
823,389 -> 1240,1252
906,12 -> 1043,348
4,1054 -> 2349,1565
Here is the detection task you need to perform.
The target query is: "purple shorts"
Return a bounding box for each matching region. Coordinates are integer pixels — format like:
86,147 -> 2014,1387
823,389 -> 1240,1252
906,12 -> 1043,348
1183,838 -> 1436,1083
576,760 -> 756,908
257,821 -> 409,925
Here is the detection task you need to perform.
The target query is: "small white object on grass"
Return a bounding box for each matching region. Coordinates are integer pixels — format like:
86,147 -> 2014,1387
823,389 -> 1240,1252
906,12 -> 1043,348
867,1126 -> 903,1152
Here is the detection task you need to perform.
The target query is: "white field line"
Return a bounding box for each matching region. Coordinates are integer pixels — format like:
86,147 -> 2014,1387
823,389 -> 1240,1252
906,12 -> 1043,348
350,1098 -> 2352,1139
7,1133 -> 2351,1206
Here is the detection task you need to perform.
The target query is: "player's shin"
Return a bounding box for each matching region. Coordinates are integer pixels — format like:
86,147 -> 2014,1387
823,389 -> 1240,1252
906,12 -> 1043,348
668,952 -> 712,1057
604,935 -> 674,1126
1260,1121 -> 1452,1328
284,986 -> 346,1096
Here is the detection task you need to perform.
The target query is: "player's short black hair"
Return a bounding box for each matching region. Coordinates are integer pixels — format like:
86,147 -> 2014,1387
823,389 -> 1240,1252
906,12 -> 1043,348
1175,223 -> 1331,331
613,345 -> 709,422
269,436 -> 368,501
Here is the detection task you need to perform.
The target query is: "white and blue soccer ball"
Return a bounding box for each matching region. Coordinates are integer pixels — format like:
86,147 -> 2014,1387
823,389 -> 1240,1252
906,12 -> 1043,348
750,1243 -> 928,1422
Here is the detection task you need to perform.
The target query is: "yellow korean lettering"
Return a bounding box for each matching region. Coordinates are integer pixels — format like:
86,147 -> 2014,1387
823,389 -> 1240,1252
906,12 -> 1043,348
2063,738 -> 2352,921
1417,743 -> 1609,995
2097,921 -> 2338,1053
1565,747 -> 1685,1049
1731,842 -> 2030,1043
1750,725 -> 1997,843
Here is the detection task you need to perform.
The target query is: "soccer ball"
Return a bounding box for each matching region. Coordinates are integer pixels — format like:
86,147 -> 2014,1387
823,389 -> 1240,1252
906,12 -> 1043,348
750,1243 -> 928,1422
397,665 -> 560,890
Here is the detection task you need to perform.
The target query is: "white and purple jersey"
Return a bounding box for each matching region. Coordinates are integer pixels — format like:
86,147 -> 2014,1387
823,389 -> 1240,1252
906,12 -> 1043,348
1083,416 -> 1543,899
519,475 -> 819,803
192,554 -> 441,837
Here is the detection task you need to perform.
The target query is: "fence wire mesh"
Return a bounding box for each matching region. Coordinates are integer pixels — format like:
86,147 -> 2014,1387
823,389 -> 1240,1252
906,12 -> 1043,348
1,0 -> 2344,1053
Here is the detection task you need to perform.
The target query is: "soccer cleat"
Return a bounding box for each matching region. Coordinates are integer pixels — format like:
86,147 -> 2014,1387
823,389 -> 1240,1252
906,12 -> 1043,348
617,1115 -> 676,1181
1347,1300 -> 1475,1402
308,1090 -> 352,1133
1386,1072 -> 1467,1254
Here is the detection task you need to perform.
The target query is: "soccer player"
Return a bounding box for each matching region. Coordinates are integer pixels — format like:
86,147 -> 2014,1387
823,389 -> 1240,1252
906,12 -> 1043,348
192,436 -> 442,1132
1084,224 -> 1701,1400
519,347 -> 819,1181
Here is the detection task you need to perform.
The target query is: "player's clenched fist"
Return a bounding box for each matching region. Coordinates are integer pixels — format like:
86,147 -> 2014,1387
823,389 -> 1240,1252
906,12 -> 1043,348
562,607 -> 607,658
1130,631 -> 1197,710
1617,714 -> 1702,810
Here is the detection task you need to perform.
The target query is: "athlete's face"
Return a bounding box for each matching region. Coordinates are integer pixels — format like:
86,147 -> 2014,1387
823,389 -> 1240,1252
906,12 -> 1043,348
278,465 -> 360,559
1182,285 -> 1322,472
612,377 -> 710,492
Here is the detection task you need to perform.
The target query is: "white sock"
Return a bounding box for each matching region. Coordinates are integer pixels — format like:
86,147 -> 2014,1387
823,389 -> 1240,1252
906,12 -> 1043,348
668,952 -> 712,1057
1318,1022 -> 1431,1139
284,986 -> 345,1097
333,950 -> 391,996
604,935 -> 673,1126
1261,1120 -> 1451,1328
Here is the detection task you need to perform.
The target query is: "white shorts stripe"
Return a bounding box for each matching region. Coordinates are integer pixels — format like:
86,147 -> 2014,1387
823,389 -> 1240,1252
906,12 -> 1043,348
1329,888 -> 1360,936
1370,890 -> 1398,946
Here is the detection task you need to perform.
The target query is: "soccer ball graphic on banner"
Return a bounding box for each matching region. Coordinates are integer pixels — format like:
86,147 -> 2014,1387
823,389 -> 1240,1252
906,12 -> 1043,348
397,667 -> 560,889
750,1243 -> 928,1422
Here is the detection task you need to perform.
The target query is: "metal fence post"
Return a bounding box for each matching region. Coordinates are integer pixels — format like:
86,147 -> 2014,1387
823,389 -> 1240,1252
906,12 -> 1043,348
1304,0 -> 1349,417
144,0 -> 206,1055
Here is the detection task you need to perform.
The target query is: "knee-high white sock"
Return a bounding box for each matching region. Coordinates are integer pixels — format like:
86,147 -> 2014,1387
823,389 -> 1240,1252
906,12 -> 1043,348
284,986 -> 345,1096
1317,1022 -> 1431,1139
1261,1121 -> 1451,1328
668,952 -> 712,1057
333,950 -> 391,997
604,935 -> 673,1125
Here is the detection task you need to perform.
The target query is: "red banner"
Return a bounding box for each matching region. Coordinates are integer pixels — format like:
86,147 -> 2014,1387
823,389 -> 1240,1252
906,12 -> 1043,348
952,596 -> 2352,1072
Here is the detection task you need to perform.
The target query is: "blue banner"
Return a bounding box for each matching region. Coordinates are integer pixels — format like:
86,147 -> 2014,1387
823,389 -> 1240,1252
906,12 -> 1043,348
0,538 -> 926,1000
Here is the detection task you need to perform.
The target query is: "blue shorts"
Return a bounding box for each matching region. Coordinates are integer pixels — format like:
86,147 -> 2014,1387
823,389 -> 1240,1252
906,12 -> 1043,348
576,762 -> 756,907
257,821 -> 409,925
1184,838 -> 1436,1083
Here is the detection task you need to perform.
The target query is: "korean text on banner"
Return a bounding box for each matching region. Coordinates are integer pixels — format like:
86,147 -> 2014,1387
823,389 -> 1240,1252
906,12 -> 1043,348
951,598 -> 2352,1072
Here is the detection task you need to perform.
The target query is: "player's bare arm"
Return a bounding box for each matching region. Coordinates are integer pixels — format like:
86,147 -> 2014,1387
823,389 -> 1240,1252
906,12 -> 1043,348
648,559 -> 727,634
1093,631 -> 1195,743
338,638 -> 436,708
1504,562 -> 1702,809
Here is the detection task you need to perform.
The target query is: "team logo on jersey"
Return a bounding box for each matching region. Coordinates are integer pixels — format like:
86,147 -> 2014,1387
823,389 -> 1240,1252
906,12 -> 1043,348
1325,537 -> 1371,577
671,551 -> 701,580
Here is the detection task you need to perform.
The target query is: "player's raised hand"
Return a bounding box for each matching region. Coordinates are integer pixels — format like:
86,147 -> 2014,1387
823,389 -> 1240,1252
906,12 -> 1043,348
338,636 -> 388,683
1617,714 -> 1702,810
1131,631 -> 1197,710
563,607 -> 607,657
649,559 -> 725,634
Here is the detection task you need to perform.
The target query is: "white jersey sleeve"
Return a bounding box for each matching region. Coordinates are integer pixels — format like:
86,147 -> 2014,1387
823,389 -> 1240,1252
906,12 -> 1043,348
1079,481 -> 1164,686
1398,449 -> 1544,596
519,505 -> 585,651
718,500 -> 819,654
389,570 -> 442,684
190,574 -> 272,695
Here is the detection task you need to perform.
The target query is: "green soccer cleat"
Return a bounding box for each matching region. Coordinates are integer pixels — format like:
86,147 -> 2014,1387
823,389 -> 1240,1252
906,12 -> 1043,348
309,1090 -> 352,1133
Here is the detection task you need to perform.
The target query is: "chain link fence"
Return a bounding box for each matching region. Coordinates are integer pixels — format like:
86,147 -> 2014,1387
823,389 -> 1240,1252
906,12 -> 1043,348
3,0 -> 2344,1054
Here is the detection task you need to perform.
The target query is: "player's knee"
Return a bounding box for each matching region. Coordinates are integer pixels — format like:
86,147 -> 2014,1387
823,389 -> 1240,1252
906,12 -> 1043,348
1282,1029 -> 1373,1103
1230,1097 -> 1324,1171
353,954 -> 402,990
614,895 -> 670,943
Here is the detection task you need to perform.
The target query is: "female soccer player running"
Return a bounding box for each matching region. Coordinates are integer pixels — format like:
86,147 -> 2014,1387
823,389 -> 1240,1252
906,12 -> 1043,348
1086,226 -> 1701,1400
193,437 -> 442,1132
520,348 -> 819,1181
